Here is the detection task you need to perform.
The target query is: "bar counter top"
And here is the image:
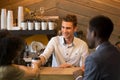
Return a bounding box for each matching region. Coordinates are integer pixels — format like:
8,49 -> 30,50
38,67 -> 83,80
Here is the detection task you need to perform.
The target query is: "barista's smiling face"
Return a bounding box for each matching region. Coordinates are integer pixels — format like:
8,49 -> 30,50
61,21 -> 76,39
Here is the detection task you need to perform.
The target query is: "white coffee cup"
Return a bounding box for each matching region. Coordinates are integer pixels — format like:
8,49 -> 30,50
21,22 -> 27,30
48,21 -> 55,30
28,22 -> 34,30
31,57 -> 40,68
7,10 -> 13,30
35,22 -> 40,30
18,6 -> 24,28
1,8 -> 7,30
41,21 -> 47,30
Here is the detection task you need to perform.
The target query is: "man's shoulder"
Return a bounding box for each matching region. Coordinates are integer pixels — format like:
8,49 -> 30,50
50,36 -> 63,44
51,36 -> 62,40
87,51 -> 101,62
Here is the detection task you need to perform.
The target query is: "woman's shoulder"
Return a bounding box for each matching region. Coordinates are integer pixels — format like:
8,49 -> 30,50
0,65 -> 25,80
0,65 -> 20,71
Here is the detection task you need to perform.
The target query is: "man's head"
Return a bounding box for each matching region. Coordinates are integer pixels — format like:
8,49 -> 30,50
62,14 -> 77,27
61,14 -> 77,39
86,15 -> 113,49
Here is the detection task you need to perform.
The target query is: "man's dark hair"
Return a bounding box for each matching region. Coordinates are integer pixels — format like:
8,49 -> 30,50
89,15 -> 113,40
62,14 -> 77,27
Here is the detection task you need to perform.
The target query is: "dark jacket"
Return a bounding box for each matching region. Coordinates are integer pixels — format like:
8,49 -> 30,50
83,42 -> 120,80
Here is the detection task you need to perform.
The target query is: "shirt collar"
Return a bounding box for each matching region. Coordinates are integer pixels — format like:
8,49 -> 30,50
61,36 -> 75,47
95,41 -> 110,50
96,45 -> 100,50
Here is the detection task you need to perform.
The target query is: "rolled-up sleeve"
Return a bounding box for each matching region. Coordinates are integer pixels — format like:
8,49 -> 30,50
40,38 -> 55,62
80,42 -> 89,67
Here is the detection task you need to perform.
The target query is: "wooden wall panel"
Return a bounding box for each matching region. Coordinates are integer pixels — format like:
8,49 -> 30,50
69,0 -> 120,16
92,0 -> 120,8
58,0 -> 120,24
0,0 -> 42,9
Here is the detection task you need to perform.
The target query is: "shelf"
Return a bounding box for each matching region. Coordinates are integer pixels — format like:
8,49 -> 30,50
4,30 -> 57,36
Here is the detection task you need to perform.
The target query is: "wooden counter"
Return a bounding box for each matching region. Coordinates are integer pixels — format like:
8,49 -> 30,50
37,67 -> 83,80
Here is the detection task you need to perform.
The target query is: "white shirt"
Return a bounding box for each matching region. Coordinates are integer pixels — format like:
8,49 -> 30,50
40,36 -> 89,67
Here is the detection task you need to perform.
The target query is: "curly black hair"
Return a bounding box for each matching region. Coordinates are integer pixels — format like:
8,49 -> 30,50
0,36 -> 25,66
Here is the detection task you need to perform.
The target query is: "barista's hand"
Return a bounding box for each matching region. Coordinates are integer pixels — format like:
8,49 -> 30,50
59,63 -> 73,68
31,60 -> 41,68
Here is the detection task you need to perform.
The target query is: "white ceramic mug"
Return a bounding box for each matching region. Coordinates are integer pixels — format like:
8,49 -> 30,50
41,21 -> 47,30
21,22 -> 27,30
48,21 -> 55,30
35,22 -> 40,30
31,57 -> 40,68
28,22 -> 34,30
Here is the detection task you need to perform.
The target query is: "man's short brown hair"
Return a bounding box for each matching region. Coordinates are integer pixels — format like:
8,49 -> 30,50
62,14 -> 77,27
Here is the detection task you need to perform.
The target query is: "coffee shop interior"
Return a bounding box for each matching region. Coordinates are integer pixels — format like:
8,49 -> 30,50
0,0 -> 120,43
0,0 -> 120,80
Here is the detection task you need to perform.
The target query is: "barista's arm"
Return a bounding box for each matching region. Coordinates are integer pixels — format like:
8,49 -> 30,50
39,55 -> 46,66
